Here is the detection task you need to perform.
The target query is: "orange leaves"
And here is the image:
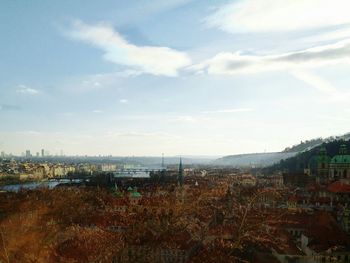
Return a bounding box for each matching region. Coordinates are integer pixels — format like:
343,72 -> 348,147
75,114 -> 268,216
0,188 -> 124,262
53,225 -> 123,262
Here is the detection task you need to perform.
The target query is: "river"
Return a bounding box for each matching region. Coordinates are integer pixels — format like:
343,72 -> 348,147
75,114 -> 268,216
0,179 -> 83,192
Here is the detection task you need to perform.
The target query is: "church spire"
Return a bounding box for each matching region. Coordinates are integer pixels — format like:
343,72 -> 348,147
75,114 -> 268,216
178,157 -> 184,187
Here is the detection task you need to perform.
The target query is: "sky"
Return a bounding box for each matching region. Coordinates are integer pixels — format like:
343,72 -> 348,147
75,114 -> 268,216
1,0 -> 350,156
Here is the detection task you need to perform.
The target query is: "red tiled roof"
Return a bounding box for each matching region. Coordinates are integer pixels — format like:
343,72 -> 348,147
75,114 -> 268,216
306,226 -> 350,253
310,197 -> 331,205
327,181 -> 350,194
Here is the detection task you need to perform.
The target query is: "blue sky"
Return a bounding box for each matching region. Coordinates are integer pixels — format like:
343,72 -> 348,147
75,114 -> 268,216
1,0 -> 350,156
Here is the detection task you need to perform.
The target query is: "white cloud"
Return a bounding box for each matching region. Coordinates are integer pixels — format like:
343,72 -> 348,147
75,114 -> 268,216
119,99 -> 128,104
92,110 -> 103,114
172,115 -> 198,123
206,0 -> 350,33
303,26 -> 350,44
16,84 -> 39,95
66,20 -> 191,77
190,39 -> 350,75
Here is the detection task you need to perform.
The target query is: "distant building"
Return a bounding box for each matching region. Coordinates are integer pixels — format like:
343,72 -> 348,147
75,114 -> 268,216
41,149 -> 45,157
0,151 -> 5,158
100,163 -> 117,172
25,150 -> 31,158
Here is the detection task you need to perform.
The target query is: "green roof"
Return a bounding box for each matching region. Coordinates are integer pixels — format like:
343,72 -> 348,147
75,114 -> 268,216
331,155 -> 350,164
131,191 -> 142,198
127,186 -> 133,191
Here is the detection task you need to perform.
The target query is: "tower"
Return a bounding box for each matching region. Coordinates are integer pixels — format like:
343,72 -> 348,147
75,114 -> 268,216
339,144 -> 348,155
175,157 -> 185,207
316,145 -> 330,183
161,153 -> 165,169
178,157 -> 184,187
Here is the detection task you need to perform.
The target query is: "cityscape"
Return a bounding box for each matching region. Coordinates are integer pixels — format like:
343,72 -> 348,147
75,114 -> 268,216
2,1 -> 350,263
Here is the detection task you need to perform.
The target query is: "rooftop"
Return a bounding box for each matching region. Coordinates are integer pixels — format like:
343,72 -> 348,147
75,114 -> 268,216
327,181 -> 350,194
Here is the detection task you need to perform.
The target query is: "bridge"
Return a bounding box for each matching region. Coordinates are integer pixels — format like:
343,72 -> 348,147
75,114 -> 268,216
113,168 -> 166,178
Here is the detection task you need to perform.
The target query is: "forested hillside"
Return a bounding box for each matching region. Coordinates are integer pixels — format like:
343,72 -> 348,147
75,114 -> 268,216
262,139 -> 350,174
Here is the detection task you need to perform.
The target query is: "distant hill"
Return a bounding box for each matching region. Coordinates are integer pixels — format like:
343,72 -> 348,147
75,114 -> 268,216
214,152 -> 297,167
214,132 -> 350,168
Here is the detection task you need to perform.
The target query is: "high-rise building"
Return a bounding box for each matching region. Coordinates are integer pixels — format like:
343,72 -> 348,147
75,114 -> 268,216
41,149 -> 45,157
36,152 -> 40,157
25,150 -> 31,158
0,151 -> 5,158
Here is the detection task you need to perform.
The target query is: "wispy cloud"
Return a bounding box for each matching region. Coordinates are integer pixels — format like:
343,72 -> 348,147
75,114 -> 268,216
206,0 -> 350,33
16,84 -> 39,95
107,131 -> 179,139
0,104 -> 21,111
92,110 -> 103,114
292,70 -> 350,101
190,39 -> 350,75
58,112 -> 74,117
65,20 -> 191,77
201,108 -> 254,114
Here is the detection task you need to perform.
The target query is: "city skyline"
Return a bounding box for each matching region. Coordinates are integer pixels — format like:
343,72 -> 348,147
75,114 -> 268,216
1,0 -> 350,156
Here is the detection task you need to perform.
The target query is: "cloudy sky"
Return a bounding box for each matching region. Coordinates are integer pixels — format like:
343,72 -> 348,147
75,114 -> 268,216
1,0 -> 350,156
